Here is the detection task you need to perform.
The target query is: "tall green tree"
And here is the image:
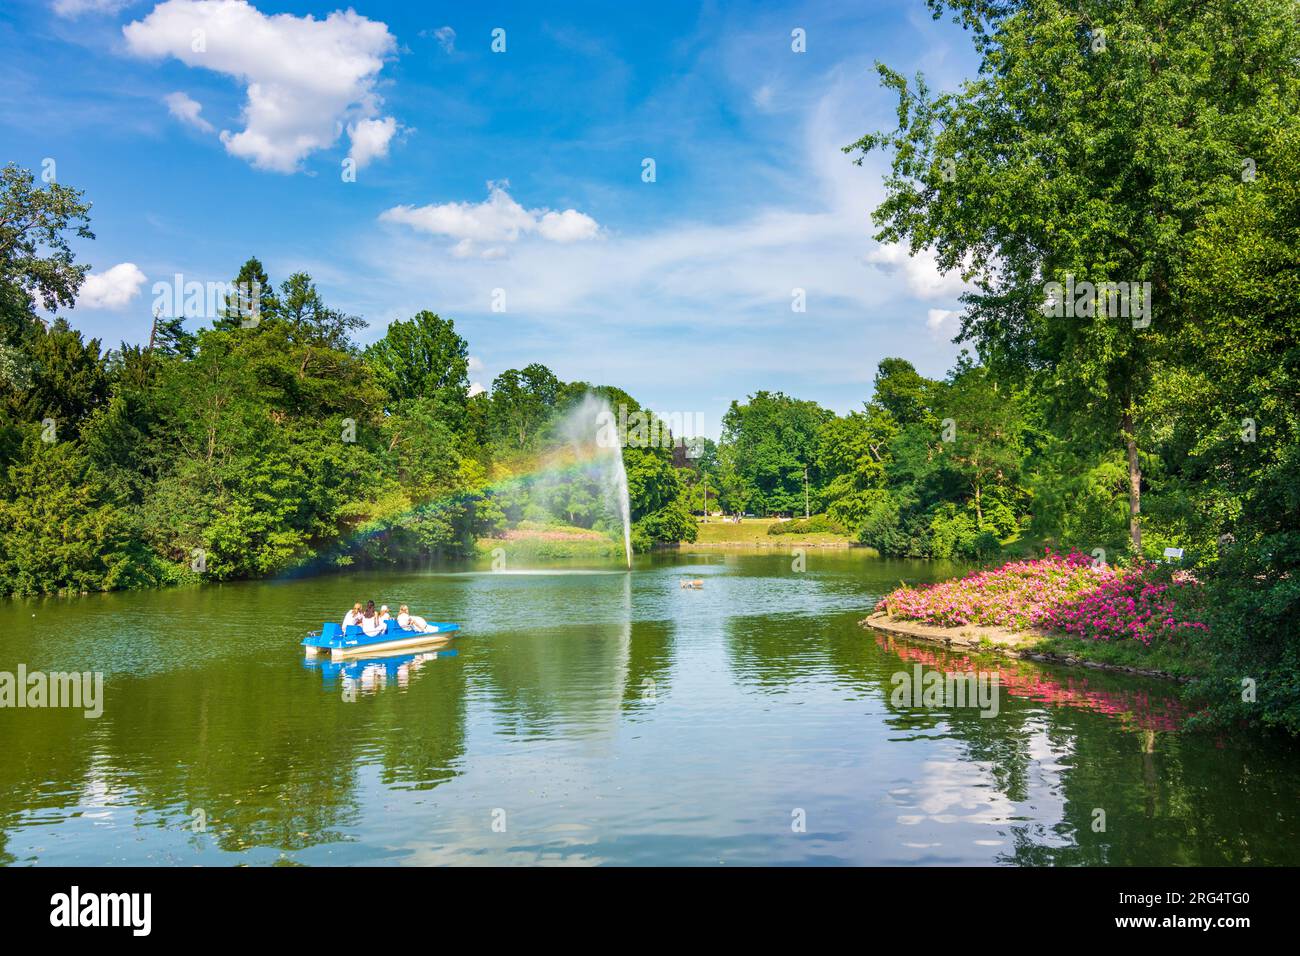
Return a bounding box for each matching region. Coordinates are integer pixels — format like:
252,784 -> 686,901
0,434 -> 141,594
215,256 -> 278,330
722,391 -> 833,516
935,359 -> 1025,531
0,163 -> 94,417
0,162 -> 93,314
817,406 -> 896,529
279,271 -> 365,352
847,0 -> 1300,552
870,358 -> 934,427
364,310 -> 470,418
490,363 -> 561,452
4,318 -> 108,434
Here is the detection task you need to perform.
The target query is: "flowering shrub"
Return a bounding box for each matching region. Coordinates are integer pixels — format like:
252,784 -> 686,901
876,550 -> 1208,645
1035,565 -> 1209,645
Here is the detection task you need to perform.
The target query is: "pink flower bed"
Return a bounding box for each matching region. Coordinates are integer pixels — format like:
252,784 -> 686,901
876,550 -> 1207,645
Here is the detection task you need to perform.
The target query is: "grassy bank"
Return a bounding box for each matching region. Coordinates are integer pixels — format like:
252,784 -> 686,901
692,517 -> 863,548
474,522 -> 627,562
1030,632 -> 1210,680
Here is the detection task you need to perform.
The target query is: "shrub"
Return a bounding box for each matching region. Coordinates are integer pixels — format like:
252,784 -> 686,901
1034,564 -> 1209,645
766,513 -> 847,536
1186,535 -> 1300,735
877,550 -> 1209,641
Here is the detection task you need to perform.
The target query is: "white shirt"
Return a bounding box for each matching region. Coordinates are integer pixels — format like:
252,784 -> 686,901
342,610 -> 362,628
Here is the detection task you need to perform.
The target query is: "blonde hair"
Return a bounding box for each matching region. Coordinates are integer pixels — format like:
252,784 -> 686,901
353,602 -> 362,611
399,604 -> 409,613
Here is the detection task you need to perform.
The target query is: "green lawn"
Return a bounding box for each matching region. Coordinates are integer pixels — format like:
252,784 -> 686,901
692,517 -> 860,547
475,522 -> 625,560
1030,632 -> 1210,680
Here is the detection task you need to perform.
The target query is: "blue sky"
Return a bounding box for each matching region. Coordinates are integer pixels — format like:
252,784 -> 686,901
0,0 -> 978,437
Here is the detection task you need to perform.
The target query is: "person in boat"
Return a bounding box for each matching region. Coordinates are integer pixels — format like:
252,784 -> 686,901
379,604 -> 392,622
342,602 -> 363,630
359,601 -> 386,637
397,605 -> 429,632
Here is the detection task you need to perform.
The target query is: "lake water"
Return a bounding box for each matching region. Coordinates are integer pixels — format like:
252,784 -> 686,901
1,549 -> 1297,866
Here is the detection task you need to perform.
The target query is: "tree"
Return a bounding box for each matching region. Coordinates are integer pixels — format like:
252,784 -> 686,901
817,406 -> 896,528
4,318 -> 108,433
1170,129 -> 1300,733
147,312 -> 196,359
490,363 -> 561,452
846,0 -> 1300,553
935,359 -> 1024,530
365,310 -> 470,418
386,396 -> 461,498
721,391 -> 833,515
278,271 -> 364,352
0,434 -> 140,594
215,256 -> 278,330
870,358 -> 933,427
713,443 -> 753,515
0,162 -> 93,313
0,164 -> 95,422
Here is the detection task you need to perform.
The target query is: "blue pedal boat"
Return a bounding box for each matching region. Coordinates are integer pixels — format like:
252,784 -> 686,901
303,619 -> 461,660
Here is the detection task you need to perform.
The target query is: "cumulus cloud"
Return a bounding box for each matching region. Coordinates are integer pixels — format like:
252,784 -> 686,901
163,91 -> 214,132
337,60 -> 969,412
52,0 -> 130,17
78,263 -> 147,310
380,182 -> 601,257
123,0 -> 398,173
465,356 -> 486,396
864,243 -> 968,299
537,208 -> 601,242
347,116 -> 398,169
926,308 -> 960,338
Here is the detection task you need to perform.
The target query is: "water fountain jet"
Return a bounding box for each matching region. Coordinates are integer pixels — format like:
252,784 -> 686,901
561,394 -> 632,570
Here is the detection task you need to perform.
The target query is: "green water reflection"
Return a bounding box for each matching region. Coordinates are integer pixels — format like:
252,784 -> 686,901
0,550 -> 1296,865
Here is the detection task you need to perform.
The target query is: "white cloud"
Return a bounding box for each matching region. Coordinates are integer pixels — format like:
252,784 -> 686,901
363,65 -> 961,325
78,263 -> 147,310
433,26 -> 455,53
52,0 -> 129,17
347,116 -> 397,169
926,308 -> 959,338
380,182 -> 601,257
864,243 -> 968,299
333,58 -> 968,417
123,0 -> 398,173
537,209 -> 601,242
466,358 -> 486,396
163,91 -> 214,132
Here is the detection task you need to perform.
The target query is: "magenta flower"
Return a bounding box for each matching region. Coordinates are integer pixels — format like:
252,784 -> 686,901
878,550 -> 1208,645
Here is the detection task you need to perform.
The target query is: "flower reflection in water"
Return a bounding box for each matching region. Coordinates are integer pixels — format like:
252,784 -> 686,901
873,632 -> 1188,732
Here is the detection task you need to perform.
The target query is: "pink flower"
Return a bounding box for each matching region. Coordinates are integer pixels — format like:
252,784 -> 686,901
880,550 -> 1208,645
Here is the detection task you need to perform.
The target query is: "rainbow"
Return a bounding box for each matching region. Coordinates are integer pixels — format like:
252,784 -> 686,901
272,440 -> 630,580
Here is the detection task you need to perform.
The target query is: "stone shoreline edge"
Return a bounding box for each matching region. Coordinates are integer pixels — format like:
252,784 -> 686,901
862,611 -> 1187,683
